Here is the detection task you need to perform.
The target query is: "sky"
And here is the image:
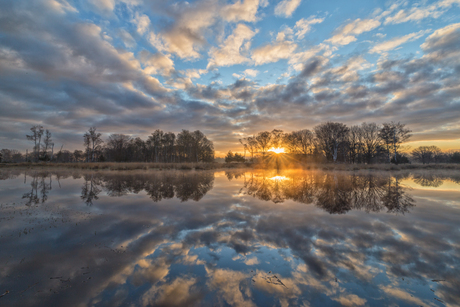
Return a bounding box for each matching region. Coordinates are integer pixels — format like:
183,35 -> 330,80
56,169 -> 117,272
0,0 -> 459,156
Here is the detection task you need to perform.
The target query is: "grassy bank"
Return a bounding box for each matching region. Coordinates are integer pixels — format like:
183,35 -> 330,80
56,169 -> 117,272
0,162 -> 250,171
251,162 -> 460,171
0,162 -> 459,171
292,163 -> 460,171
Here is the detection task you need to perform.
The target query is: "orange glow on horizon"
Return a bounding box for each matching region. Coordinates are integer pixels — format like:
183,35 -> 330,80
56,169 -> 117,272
268,147 -> 285,154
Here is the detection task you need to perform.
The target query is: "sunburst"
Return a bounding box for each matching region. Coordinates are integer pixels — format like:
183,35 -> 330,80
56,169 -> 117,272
268,147 -> 285,154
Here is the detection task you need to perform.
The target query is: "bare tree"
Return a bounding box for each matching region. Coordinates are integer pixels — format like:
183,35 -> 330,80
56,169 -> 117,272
284,132 -> 301,153
294,129 -> 314,156
42,129 -> 53,161
0,149 -> 24,163
270,129 -> 284,148
26,125 -> 44,162
163,132 -> 176,162
148,129 -> 164,163
173,130 -> 213,162
73,150 -> 84,162
198,136 -> 214,162
314,122 -> 349,163
106,134 -> 131,162
256,131 -> 272,157
379,122 -> 411,163
191,130 -> 206,163
176,130 -> 192,162
412,146 -> 442,164
348,125 -> 363,164
242,136 -> 259,161
83,127 -> 104,162
361,122 -> 382,164
239,139 -> 247,160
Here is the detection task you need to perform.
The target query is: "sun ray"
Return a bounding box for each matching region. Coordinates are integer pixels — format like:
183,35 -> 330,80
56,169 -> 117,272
268,147 -> 285,154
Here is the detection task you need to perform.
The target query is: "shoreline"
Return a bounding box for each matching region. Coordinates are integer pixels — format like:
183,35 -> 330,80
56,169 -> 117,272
1,162 -> 459,171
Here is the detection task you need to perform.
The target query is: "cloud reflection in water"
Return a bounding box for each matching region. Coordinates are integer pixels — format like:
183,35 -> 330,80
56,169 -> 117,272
0,169 -> 459,306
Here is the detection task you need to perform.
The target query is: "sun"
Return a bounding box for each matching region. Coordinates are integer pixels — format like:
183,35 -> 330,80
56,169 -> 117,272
268,147 -> 285,154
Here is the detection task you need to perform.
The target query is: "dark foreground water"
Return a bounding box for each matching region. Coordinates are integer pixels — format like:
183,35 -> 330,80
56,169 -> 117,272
0,169 -> 459,307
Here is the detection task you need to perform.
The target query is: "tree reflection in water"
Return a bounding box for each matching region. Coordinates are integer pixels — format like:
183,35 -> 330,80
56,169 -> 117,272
81,174 -> 102,206
81,171 -> 214,205
239,171 -> 415,214
6,170 -> 457,212
22,172 -> 52,206
5,170 -> 215,206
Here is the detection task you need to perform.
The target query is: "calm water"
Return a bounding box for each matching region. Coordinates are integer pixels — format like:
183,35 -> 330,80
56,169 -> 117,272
0,169 -> 459,307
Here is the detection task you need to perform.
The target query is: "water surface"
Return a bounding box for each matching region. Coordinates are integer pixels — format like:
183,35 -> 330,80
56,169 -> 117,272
0,169 -> 459,306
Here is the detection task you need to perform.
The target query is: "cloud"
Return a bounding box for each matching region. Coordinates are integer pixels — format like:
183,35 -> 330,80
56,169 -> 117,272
141,277 -> 200,306
383,0 -> 460,25
0,0 -> 459,153
207,24 -> 257,68
332,294 -> 367,307
294,16 -> 324,39
420,23 -> 460,68
374,33 -> 386,38
148,0 -> 220,59
206,267 -> 256,306
379,285 -> 428,306
149,29 -> 203,60
45,0 -> 78,14
421,22 -> 460,53
275,0 -> 302,18
233,69 -> 259,78
243,257 -> 259,265
326,18 -> 381,46
243,69 -> 259,77
139,50 -> 175,76
133,13 -> 151,36
252,31 -> 297,65
185,68 -> 207,80
221,0 -> 261,23
119,29 -> 136,48
88,0 -> 115,15
370,30 -> 430,54
3,169 -> 460,306
288,44 -> 329,71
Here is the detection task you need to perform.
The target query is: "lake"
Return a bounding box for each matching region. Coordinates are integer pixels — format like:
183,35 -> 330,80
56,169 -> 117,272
0,169 -> 459,306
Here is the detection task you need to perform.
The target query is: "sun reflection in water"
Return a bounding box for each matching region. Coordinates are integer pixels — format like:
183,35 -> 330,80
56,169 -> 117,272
269,175 -> 289,181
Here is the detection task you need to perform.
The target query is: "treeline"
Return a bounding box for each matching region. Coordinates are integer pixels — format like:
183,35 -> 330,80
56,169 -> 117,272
239,121 -> 460,164
0,126 -> 214,163
89,128 -> 214,163
411,146 -> 460,164
1,122 -> 459,165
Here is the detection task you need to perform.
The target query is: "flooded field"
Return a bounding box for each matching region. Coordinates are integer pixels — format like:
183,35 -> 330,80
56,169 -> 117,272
0,169 -> 459,306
